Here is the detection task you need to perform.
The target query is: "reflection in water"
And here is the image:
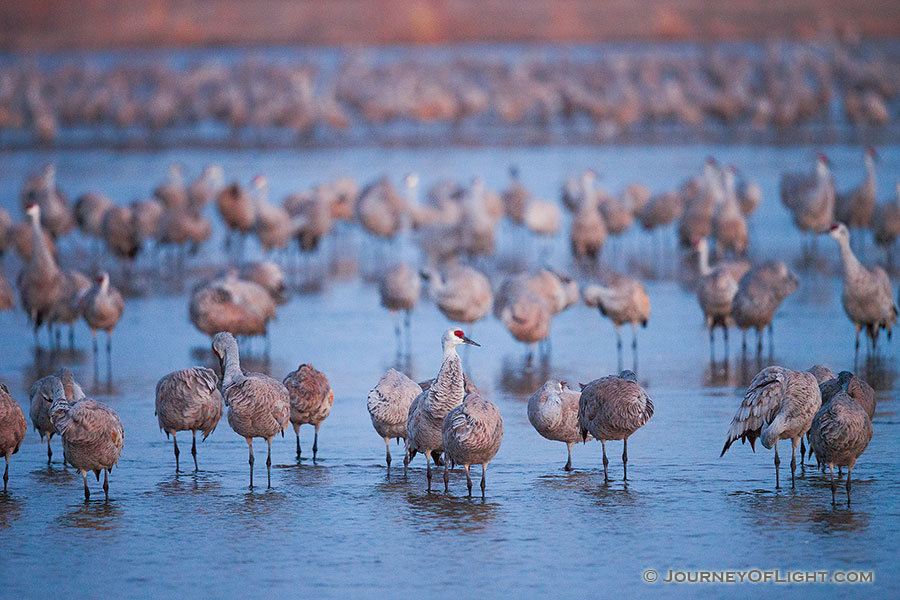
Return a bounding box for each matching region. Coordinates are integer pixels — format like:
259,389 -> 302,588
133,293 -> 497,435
0,493 -> 24,529
57,501 -> 124,530
402,487 -> 500,534
728,484 -> 870,536
154,472 -> 222,497
498,354 -> 552,396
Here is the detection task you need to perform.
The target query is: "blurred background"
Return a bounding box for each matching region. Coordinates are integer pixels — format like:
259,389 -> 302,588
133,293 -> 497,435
1,0 -> 899,148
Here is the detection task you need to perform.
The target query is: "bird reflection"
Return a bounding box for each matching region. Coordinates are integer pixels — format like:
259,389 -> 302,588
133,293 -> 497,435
498,354 -> 552,396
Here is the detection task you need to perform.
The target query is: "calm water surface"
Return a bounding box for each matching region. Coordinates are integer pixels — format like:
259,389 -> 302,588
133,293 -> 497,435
0,145 -> 898,598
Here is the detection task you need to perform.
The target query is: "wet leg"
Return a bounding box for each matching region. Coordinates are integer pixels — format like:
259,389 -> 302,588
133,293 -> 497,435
191,431 -> 198,471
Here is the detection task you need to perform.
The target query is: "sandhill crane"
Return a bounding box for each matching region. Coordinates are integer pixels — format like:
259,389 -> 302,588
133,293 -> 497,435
20,165 -> 74,239
528,380 -> 589,471
787,154 -> 834,252
873,182 -> 900,258
735,172 -> 762,217
835,147 -> 877,237
459,177 -> 499,257
356,176 -> 405,240
284,186 -> 334,254
283,364 -> 333,461
636,190 -> 683,233
74,192 -> 112,240
405,328 -> 479,490
678,160 -> 720,249
809,383 -> 873,505
80,272 -> 124,358
721,366 -> 821,489
212,332 -> 290,488
713,167 -> 748,256
570,171 -> 607,259
51,269 -> 91,347
379,262 -> 421,351
577,370 -> 654,482
583,275 -> 650,368
421,264 -> 492,326
154,164 -> 188,209
502,165 -> 529,225
497,281 -> 551,353
30,368 -> 85,463
216,180 -> 257,258
367,368 -> 421,471
190,272 -> 276,343
50,378 -> 124,500
827,223 -> 897,353
0,382 -> 27,491
819,371 -> 876,420
17,203 -> 63,346
808,364 -> 836,385
155,367 -> 224,471
188,165 -> 225,210
731,261 -> 798,354
241,261 -> 288,305
442,391 -> 503,496
694,238 -> 748,355
522,196 -> 561,242
101,204 -> 141,264
251,175 -> 293,253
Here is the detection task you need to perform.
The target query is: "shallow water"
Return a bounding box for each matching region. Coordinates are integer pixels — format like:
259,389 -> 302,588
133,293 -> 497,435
0,144 -> 898,598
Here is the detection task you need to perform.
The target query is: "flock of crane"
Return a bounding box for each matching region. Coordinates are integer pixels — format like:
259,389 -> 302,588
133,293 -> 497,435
0,145 -> 895,503
1,39 -> 898,145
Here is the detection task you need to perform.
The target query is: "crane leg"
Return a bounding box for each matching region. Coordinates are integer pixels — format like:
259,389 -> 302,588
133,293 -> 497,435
3,456 -> 8,491
601,440 -> 609,483
830,464 -> 836,505
103,469 -> 109,501
800,437 -> 806,469
465,464 -> 472,496
266,439 -> 272,489
312,425 -> 319,462
384,438 -> 392,474
403,446 -> 409,476
481,464 -> 487,497
296,431 -> 301,458
82,470 -> 90,500
443,459 -> 450,492
773,441 -> 781,489
790,437 -> 799,488
846,467 -> 853,505
426,452 -> 432,491
247,438 -> 254,489
564,443 -> 573,472
47,438 -> 53,463
191,431 -> 198,471
173,433 -> 180,472
622,438 -> 628,481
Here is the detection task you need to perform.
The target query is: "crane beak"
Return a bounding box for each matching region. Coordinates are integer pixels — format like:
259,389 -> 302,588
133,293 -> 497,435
462,335 -> 480,347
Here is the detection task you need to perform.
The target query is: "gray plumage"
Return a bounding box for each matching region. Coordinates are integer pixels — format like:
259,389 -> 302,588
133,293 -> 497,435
367,368 -> 420,469
155,367 -> 224,471
809,386 -> 873,505
528,380 -> 589,471
380,263 -> 421,313
422,264 -> 492,325
442,391 -> 503,495
819,371 -> 875,420
29,368 -> 85,463
405,328 -> 478,489
190,271 -> 275,338
731,261 -> 798,350
283,364 -> 333,460
577,370 -> 654,482
0,382 -> 27,491
828,223 -> 897,350
721,366 -> 821,489
50,378 -> 124,500
213,332 -> 289,488
80,272 -> 124,334
17,203 -> 64,335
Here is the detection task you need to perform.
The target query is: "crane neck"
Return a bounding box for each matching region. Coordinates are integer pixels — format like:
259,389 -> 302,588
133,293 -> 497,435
30,211 -> 55,269
426,349 -> 465,415
697,243 -> 711,276
836,235 -> 862,279
221,342 -> 245,391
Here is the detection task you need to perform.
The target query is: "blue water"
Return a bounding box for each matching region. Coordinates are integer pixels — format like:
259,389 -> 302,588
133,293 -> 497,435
0,144 -> 897,598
